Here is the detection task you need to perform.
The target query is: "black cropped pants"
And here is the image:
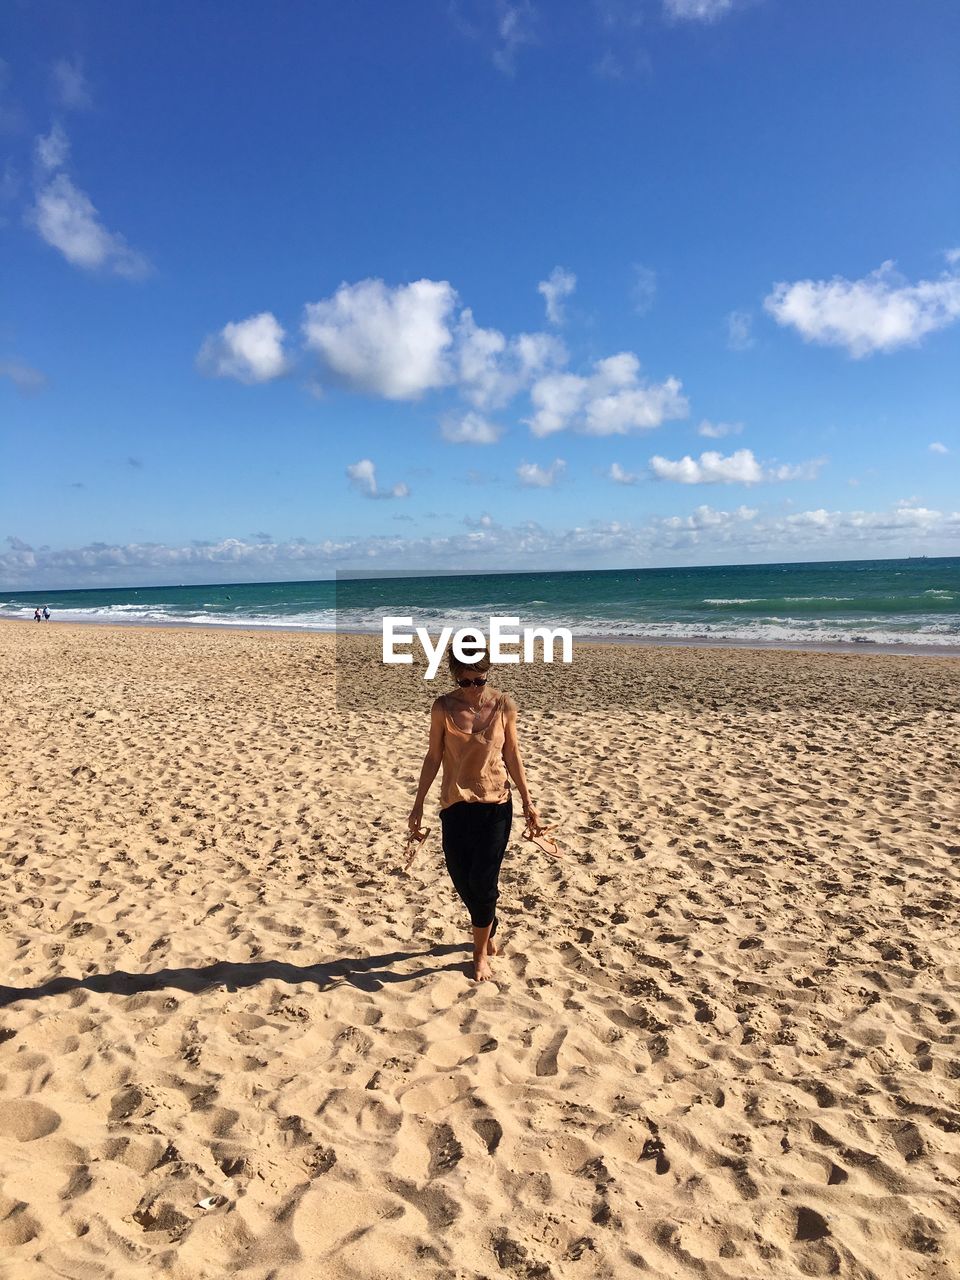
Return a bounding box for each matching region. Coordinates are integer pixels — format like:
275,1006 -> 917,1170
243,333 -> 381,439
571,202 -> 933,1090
440,796 -> 513,935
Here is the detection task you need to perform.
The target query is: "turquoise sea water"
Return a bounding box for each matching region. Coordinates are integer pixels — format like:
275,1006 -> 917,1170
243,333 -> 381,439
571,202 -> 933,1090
1,558 -> 959,649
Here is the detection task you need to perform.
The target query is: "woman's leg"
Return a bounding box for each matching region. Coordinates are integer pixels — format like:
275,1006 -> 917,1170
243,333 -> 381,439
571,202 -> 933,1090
484,805 -> 512,950
441,800 -> 511,981
472,922 -> 495,980
441,803 -> 475,912
441,804 -> 489,979
467,798 -> 512,976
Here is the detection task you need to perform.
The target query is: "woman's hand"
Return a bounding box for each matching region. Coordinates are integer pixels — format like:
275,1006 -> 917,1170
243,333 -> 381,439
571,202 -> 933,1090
408,804 -> 424,833
520,804 -> 563,860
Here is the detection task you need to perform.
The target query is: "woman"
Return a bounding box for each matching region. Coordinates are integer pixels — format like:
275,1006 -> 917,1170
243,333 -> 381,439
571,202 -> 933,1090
407,647 -> 546,982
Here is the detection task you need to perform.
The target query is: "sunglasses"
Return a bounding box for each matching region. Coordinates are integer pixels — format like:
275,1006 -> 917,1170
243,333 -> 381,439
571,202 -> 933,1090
456,677 -> 488,688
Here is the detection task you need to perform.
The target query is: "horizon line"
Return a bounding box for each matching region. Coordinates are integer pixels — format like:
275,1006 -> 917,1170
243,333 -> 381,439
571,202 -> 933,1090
1,552 -> 954,597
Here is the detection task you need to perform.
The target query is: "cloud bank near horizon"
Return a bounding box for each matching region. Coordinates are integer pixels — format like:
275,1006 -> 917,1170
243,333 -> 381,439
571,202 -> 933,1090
3,501 -> 957,589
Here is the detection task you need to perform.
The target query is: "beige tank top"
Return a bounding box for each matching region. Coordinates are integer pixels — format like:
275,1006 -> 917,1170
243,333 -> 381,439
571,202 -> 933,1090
439,692 -> 511,810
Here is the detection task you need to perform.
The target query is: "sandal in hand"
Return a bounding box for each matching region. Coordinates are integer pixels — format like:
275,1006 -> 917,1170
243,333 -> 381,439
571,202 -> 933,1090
403,825 -> 431,867
522,819 -> 562,859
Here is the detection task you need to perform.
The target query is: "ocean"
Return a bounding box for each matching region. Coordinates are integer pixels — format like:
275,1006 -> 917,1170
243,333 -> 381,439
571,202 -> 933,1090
2,558 -> 959,651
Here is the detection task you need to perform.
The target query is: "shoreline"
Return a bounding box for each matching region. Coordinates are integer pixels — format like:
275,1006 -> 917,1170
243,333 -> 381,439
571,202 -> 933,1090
2,614 -> 958,658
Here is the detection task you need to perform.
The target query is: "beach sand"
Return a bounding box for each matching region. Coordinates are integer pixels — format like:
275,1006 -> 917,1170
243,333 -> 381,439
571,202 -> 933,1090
1,621 -> 958,1279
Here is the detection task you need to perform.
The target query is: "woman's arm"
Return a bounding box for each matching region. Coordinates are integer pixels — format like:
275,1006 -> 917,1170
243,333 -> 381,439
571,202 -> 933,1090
408,699 -> 445,830
502,696 -> 539,828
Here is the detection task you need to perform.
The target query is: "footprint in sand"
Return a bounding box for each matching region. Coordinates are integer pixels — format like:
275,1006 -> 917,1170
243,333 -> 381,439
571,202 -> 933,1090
108,1085 -> 146,1124
639,1136 -> 671,1176
535,1028 -> 567,1077
307,1145 -> 337,1176
385,1175 -> 460,1230
473,1116 -> 503,1155
427,1123 -> 463,1178
795,1206 -> 830,1241
0,1198 -> 40,1248
60,1163 -> 94,1199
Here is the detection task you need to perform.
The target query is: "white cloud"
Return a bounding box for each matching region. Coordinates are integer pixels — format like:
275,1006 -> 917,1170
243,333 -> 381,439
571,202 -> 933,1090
698,419 -> 743,439
449,0 -> 536,75
29,171 -> 150,278
538,266 -> 576,325
766,458 -> 826,482
929,441 -> 949,455
456,308 -> 565,410
650,448 -> 823,485
35,122 -> 70,173
527,352 -> 688,437
764,257 -> 960,357
608,462 -> 639,484
493,1 -> 536,73
651,449 -> 762,485
441,411 -> 504,445
664,0 -> 734,19
455,308 -> 505,400
0,358 -> 47,394
517,458 -> 566,488
513,331 -> 567,385
27,121 -> 150,279
347,458 -> 377,495
346,458 -> 409,500
787,504 -> 947,534
51,57 -> 92,110
631,264 -> 657,316
303,278 -> 457,400
197,312 -> 289,384
659,503 -> 757,530
726,309 -> 754,351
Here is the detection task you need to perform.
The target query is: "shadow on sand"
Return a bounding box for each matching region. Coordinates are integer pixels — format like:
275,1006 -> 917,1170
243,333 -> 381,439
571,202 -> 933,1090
0,943 -> 472,1009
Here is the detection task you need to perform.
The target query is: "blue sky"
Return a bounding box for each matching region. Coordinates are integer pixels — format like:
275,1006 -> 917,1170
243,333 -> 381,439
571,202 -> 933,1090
2,0 -> 959,587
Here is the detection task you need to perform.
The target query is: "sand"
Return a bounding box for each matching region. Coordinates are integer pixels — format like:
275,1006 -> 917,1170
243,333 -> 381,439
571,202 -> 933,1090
1,621 -> 959,1279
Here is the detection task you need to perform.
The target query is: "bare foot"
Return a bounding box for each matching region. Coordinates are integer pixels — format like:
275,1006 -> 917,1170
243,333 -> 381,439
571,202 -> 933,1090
485,936 -> 498,956
473,955 -> 494,982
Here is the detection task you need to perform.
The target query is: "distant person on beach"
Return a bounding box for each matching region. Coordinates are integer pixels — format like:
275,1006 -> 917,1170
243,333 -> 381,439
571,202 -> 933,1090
42,606 -> 50,621
407,646 -> 555,982
34,608 -> 42,622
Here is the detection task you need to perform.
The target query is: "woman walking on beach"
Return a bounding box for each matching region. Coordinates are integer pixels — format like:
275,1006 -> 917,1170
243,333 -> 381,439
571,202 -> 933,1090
407,648 -> 549,982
